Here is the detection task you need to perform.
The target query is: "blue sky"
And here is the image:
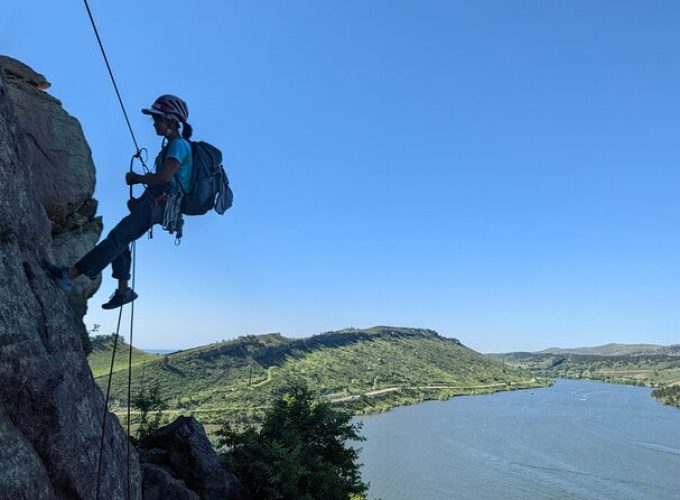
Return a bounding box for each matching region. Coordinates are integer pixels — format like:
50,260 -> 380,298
5,1 -> 679,352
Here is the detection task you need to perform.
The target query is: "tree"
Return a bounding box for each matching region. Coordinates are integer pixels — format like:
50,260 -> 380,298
216,383 -> 368,500
131,381 -> 168,444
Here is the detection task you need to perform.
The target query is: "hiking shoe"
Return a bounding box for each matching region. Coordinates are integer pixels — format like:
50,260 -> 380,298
102,288 -> 138,310
43,261 -> 73,292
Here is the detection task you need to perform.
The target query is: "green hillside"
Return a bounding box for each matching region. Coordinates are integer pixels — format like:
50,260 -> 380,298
89,334 -> 160,378
652,385 -> 680,408
492,350 -> 680,410
88,327 -> 546,424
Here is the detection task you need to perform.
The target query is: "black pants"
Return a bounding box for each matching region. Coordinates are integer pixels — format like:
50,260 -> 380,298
75,193 -> 165,281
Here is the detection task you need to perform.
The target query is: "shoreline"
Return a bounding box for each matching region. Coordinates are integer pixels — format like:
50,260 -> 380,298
112,378 -> 552,430
334,379 -> 552,416
532,374 -> 680,411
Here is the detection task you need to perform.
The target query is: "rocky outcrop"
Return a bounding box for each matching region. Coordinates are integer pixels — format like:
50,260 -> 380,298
0,55 -> 103,326
140,417 -> 248,500
0,56 -> 140,498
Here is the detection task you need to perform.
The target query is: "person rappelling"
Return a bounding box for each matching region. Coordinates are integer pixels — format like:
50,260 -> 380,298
45,94 -> 230,309
55,5 -> 234,496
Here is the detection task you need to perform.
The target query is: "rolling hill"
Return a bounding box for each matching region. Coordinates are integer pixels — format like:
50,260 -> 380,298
89,334 -> 160,378
88,327 -> 546,424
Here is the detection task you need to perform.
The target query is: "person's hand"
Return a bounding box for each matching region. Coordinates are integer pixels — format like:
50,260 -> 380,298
126,172 -> 140,185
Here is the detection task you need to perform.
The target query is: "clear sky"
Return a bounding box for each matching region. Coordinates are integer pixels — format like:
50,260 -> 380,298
5,1 -> 679,352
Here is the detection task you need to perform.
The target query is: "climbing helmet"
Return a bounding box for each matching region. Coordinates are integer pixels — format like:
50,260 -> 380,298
142,94 -> 189,123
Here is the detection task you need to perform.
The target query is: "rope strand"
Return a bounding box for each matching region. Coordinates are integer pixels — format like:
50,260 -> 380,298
82,3 -> 141,497
82,0 -> 141,153
95,306 -> 125,500
126,241 -> 136,500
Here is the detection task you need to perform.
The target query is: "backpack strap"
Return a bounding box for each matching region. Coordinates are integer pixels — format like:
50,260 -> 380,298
161,137 -> 188,194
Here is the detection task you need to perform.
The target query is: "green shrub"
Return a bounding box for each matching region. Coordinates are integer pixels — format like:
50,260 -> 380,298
217,383 -> 368,499
132,381 -> 168,444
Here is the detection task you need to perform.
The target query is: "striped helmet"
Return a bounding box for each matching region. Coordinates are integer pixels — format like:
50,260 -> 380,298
142,94 -> 189,123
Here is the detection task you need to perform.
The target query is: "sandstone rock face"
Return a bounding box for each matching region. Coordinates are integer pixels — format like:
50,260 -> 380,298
140,417 -> 249,500
0,56 -> 140,498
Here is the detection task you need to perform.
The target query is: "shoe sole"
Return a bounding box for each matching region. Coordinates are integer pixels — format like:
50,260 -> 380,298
101,292 -> 138,310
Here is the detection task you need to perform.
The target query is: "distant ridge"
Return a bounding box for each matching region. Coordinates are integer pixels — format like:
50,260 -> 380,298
142,349 -> 178,355
536,343 -> 680,356
490,343 -> 680,410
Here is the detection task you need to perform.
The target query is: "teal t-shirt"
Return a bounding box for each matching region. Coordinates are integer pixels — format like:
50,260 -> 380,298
155,138 -> 193,192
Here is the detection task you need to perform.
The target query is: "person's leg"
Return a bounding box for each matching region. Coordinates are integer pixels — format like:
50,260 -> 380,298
99,248 -> 135,309
46,195 -> 164,300
111,247 -> 131,290
74,198 -> 156,280
98,198 -> 166,309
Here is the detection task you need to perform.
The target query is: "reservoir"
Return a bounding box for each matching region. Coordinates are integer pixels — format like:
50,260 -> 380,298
357,379 -> 680,499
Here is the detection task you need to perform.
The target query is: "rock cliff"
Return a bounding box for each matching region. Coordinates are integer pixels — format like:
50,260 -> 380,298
0,56 -> 140,498
140,417 -> 248,499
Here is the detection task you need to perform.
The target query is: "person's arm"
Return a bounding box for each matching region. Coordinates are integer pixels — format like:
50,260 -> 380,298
126,157 -> 181,186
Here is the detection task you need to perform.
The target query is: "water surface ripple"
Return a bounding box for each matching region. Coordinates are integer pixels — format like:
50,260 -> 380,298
357,379 -> 680,499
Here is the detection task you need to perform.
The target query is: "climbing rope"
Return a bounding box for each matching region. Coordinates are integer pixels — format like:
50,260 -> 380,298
126,241 -> 137,500
94,243 -> 137,500
94,252 -> 137,500
95,306 -> 124,500
82,0 -> 141,154
82,1 -> 143,498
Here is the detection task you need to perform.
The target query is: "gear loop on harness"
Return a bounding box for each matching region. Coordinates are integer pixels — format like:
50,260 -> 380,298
162,187 -> 184,244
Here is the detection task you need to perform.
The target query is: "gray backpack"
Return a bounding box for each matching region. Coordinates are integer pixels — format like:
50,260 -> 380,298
176,140 -> 233,216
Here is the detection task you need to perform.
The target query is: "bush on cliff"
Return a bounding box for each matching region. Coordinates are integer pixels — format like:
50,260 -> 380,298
216,383 -> 368,499
132,381 -> 168,444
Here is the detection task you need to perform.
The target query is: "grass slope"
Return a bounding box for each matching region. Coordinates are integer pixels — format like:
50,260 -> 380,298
88,327 -> 545,424
89,334 -> 161,378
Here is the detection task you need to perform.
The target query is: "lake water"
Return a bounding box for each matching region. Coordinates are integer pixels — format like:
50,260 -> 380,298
357,379 -> 680,500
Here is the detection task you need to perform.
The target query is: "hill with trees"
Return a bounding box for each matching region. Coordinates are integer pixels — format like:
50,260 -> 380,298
88,327 -> 546,424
